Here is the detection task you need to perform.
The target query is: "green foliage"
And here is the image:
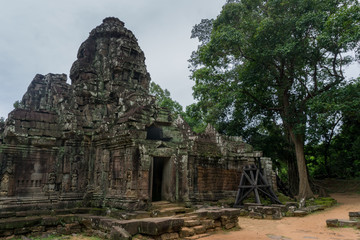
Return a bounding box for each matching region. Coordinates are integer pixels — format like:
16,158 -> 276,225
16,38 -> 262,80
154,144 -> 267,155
306,197 -> 337,208
277,192 -> 295,204
191,0 -> 360,132
181,103 -> 207,133
149,82 -> 183,114
306,81 -> 360,178
13,100 -> 20,109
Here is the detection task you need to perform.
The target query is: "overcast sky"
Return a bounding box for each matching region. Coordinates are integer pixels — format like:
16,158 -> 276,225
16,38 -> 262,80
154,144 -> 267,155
0,0 -> 226,118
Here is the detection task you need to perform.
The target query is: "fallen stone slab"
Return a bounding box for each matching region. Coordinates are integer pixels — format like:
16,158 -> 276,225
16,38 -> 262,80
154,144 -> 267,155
158,206 -> 192,217
338,219 -> 358,227
326,218 -> 358,228
193,208 -> 240,220
349,211 -> 360,221
303,205 -> 325,213
293,210 -> 307,217
137,217 -> 184,236
326,219 -> 339,227
110,217 -> 184,236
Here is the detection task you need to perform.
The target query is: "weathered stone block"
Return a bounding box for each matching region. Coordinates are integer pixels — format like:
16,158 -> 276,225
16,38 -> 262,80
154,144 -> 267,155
201,219 -> 215,229
338,219 -> 358,227
326,219 -> 339,227
159,232 -> 179,240
224,222 -> 236,230
179,227 -> 194,238
327,219 -> 358,228
249,212 -> 263,219
110,226 -> 131,240
193,225 -> 206,234
138,218 -> 184,236
293,210 -> 307,217
214,220 -> 221,228
184,219 -> 200,227
349,211 -> 360,221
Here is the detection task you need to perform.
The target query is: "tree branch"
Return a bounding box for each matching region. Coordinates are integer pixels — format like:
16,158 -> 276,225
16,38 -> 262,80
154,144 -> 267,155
241,88 -> 282,112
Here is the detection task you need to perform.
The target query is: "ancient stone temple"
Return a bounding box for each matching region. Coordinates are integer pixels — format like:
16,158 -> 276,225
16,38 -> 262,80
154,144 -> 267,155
0,17 -> 272,211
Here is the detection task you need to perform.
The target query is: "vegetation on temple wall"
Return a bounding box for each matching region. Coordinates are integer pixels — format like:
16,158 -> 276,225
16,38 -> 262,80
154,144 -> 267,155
150,82 -> 183,114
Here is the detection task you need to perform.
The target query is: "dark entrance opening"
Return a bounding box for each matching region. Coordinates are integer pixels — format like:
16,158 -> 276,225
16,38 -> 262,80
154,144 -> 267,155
152,157 -> 169,202
146,125 -> 163,140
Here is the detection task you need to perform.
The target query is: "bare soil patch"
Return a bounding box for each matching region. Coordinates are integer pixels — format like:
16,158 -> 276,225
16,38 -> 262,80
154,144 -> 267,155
204,193 -> 360,240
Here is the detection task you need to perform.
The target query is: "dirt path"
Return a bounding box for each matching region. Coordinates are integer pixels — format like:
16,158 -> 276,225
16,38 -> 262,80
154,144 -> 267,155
204,193 -> 360,240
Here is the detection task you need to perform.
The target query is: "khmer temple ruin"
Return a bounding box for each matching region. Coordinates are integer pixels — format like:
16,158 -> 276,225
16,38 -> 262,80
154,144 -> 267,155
0,18 -> 274,214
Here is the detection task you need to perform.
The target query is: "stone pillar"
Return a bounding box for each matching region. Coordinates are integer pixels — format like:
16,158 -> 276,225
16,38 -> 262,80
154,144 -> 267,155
261,157 -> 277,191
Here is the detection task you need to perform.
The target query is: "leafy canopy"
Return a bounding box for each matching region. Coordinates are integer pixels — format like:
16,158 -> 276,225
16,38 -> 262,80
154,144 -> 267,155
190,0 -> 360,137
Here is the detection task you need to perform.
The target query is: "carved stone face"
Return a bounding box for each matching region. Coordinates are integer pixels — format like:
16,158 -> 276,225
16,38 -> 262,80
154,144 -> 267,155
67,17 -> 155,128
70,17 -> 151,101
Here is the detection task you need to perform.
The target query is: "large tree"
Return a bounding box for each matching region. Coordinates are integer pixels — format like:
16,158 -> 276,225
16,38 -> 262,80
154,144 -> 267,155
190,0 -> 360,199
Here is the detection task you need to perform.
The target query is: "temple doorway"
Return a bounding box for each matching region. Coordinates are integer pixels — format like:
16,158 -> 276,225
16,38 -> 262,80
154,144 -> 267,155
152,157 -> 171,201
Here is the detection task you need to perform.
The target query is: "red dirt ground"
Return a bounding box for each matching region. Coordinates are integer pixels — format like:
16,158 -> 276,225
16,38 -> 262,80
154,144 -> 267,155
204,193 -> 360,240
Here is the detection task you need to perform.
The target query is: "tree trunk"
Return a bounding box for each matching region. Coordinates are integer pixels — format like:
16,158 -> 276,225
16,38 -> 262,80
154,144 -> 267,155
290,132 -> 314,199
323,144 -> 331,177
287,155 -> 299,196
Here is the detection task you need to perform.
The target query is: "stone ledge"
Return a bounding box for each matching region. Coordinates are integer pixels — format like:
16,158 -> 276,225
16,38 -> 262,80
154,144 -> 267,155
0,206 -> 241,239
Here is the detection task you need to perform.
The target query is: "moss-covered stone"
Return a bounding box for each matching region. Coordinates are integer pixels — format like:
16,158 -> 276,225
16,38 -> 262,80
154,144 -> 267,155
0,217 -> 42,230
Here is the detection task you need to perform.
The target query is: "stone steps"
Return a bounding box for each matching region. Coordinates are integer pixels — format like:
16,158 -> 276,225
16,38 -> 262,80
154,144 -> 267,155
175,208 -> 240,239
150,201 -> 194,217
